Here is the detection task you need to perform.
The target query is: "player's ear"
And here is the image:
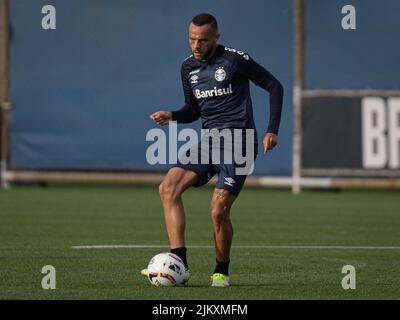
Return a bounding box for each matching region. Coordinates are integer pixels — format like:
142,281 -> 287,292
215,32 -> 220,41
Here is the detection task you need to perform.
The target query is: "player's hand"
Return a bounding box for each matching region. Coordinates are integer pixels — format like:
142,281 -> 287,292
263,132 -> 278,155
149,111 -> 172,126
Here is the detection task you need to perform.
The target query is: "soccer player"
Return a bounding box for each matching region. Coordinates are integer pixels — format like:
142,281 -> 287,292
144,13 -> 283,287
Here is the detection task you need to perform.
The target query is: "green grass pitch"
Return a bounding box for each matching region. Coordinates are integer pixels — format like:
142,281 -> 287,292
1,184 -> 400,299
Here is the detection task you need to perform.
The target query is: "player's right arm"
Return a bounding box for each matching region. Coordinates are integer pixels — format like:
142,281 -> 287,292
149,63 -> 201,126
171,64 -> 201,123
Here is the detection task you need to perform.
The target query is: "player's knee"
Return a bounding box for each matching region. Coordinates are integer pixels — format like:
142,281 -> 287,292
159,168 -> 195,202
159,177 -> 184,203
211,204 -> 229,225
158,180 -> 174,201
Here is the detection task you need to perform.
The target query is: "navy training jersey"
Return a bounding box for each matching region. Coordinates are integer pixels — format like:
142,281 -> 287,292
171,44 -> 284,141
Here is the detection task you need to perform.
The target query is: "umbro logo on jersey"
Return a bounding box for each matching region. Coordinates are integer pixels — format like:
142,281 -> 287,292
224,177 -> 235,187
190,74 -> 199,84
194,84 -> 233,99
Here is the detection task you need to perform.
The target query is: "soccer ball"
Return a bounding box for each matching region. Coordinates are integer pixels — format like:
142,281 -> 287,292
147,252 -> 186,286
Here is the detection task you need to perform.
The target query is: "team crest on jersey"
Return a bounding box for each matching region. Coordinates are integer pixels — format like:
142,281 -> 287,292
190,74 -> 199,84
214,66 -> 226,82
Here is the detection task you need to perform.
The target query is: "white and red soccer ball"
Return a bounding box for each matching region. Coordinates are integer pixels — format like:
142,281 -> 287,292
147,252 -> 186,286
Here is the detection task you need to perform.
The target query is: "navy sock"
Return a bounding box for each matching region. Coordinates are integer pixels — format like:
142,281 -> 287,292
214,259 -> 230,276
170,247 -> 188,269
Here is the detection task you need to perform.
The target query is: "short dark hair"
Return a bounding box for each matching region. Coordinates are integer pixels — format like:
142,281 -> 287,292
191,13 -> 218,31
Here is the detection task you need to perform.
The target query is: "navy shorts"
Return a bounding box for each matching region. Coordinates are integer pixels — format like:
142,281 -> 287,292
173,129 -> 258,197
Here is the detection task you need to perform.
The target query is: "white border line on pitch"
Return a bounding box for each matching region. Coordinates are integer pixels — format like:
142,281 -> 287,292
71,244 -> 400,250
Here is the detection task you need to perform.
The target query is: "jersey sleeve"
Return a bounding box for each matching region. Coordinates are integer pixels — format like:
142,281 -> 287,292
237,54 -> 284,135
171,63 -> 201,123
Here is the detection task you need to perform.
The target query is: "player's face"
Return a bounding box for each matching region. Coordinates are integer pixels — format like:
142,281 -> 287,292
189,23 -> 220,61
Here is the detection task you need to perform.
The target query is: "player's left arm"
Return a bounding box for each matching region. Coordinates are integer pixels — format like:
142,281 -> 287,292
237,54 -> 284,154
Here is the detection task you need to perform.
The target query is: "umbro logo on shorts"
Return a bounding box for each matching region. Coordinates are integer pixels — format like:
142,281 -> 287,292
224,177 -> 235,187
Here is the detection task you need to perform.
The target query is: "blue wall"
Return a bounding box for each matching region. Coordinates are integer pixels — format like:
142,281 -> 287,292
306,0 -> 400,89
9,0 -> 293,175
